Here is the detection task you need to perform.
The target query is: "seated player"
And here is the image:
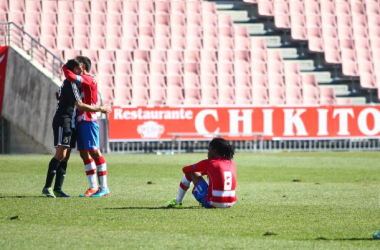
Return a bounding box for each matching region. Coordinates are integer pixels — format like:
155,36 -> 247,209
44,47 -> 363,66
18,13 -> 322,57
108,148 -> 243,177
167,137 -> 237,208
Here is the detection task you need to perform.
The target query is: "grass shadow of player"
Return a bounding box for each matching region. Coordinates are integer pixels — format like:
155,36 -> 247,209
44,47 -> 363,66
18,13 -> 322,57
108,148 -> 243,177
105,206 -> 201,210
0,195 -> 44,199
315,237 -> 374,241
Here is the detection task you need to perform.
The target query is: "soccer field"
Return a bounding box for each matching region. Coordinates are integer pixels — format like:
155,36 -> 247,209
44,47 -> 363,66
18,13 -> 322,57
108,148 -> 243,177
1,152 -> 380,249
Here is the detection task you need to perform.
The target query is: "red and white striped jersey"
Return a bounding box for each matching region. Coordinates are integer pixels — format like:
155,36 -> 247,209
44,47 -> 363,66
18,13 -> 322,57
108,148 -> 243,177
77,74 -> 98,123
183,157 -> 237,208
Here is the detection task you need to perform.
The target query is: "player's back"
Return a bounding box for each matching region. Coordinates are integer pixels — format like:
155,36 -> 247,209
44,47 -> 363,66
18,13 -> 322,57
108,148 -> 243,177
77,74 -> 98,123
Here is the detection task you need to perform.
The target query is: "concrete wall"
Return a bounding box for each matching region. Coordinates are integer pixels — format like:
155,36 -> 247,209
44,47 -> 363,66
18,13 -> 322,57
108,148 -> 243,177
2,47 -> 58,154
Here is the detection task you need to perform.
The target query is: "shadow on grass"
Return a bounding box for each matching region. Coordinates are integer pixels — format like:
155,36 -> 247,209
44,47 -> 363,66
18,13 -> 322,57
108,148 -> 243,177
0,196 -> 43,199
105,206 -> 200,210
315,237 -> 374,241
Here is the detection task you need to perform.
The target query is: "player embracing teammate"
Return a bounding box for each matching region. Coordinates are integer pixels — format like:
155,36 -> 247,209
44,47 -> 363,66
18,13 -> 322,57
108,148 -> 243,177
62,56 -> 110,198
167,137 -> 237,208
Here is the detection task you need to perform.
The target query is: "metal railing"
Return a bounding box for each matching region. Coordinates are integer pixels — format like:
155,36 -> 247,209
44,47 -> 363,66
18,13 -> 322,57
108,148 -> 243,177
0,22 -> 64,80
109,138 -> 380,154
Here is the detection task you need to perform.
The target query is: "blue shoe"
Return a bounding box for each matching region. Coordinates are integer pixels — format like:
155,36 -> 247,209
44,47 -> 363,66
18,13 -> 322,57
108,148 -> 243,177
91,188 -> 110,197
42,187 -> 56,198
54,190 -> 70,198
373,229 -> 380,239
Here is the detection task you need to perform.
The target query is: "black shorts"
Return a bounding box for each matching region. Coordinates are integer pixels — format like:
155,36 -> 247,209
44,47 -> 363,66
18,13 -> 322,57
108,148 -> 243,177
52,116 -> 77,149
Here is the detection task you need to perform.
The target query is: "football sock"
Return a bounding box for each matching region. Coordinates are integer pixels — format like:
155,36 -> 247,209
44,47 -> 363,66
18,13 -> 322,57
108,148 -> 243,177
95,156 -> 108,189
44,158 -> 60,189
176,175 -> 192,204
84,159 -> 98,190
54,161 -> 67,191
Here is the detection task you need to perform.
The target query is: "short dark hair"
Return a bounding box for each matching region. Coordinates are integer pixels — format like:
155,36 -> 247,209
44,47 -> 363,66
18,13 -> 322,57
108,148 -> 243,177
209,137 -> 235,160
66,59 -> 80,71
75,56 -> 91,72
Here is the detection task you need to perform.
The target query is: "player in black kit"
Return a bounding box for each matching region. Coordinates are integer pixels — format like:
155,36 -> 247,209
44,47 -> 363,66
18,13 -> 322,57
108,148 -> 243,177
42,59 -> 111,198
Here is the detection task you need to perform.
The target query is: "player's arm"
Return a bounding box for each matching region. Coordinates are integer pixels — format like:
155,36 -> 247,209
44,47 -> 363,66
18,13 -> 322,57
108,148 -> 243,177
62,65 -> 82,84
182,160 -> 209,174
75,101 -> 111,114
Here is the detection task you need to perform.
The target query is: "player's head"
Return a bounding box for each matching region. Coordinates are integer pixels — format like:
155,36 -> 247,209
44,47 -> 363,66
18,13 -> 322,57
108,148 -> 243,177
75,56 -> 91,73
66,59 -> 82,75
208,137 -> 235,160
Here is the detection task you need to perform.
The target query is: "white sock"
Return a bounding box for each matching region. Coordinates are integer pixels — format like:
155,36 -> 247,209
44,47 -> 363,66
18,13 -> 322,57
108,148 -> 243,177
95,156 -> 108,189
84,159 -> 98,190
176,175 -> 191,204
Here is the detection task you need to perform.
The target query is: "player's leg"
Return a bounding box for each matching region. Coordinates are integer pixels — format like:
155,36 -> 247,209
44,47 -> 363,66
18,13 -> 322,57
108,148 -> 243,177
89,150 -> 110,197
189,173 -> 212,208
53,148 -> 71,197
42,124 -> 70,198
167,173 -> 199,208
77,122 -> 99,197
85,122 -> 110,197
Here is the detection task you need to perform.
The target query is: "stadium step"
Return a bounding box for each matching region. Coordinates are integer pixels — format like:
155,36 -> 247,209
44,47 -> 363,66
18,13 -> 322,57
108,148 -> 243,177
250,36 -> 282,48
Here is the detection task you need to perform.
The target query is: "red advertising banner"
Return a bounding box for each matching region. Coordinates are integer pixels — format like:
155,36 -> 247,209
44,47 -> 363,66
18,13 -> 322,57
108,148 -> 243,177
0,46 -> 8,114
109,106 -> 380,141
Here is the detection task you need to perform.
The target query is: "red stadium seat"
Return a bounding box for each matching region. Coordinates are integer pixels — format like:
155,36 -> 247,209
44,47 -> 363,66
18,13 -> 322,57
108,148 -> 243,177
252,87 -> 269,105
301,74 -> 318,88
184,74 -> 201,88
79,49 -> 98,64
97,62 -> 115,76
166,86 -> 184,106
218,75 -> 235,88
171,1 -> 186,15
113,87 -> 132,106
42,1 -> 57,13
167,50 -> 184,63
201,62 -> 217,76
139,1 -> 154,14
57,1 -> 73,14
149,88 -> 167,106
115,62 -> 132,76
25,0 -> 41,13
167,76 -> 184,88
167,62 -> 184,76
201,50 -> 217,62
184,87 -> 201,105
123,1 -> 138,15
132,62 -> 149,75
201,74 -> 218,88
9,0 -> 25,13
201,87 -> 219,105
149,75 -> 166,88
132,87 -> 149,106
150,50 -> 167,62
184,63 -> 200,76
319,87 -> 337,105
286,87 -> 304,105
303,86 -> 320,105
108,1 -> 123,14
235,87 -> 252,105
116,50 -> 133,63
156,1 -> 170,15
218,88 -> 235,105
235,75 -> 252,89
234,61 -> 251,75
114,75 -> 132,89
132,75 -> 149,88
258,0 -> 274,16
121,37 -> 138,50
269,87 -> 286,105
150,62 -> 167,76
74,1 -> 91,14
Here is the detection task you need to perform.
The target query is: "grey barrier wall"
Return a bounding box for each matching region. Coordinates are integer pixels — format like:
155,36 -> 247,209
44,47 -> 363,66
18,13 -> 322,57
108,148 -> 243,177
2,47 -> 58,154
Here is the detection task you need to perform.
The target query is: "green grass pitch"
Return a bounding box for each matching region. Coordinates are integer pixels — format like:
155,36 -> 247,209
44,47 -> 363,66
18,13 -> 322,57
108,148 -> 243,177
1,152 -> 380,249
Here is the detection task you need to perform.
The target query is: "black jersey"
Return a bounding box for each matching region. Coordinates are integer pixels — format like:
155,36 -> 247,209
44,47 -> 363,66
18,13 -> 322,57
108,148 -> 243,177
55,80 -> 82,128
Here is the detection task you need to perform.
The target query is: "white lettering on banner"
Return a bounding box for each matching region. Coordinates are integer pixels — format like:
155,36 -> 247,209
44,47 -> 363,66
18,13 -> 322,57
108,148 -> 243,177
317,109 -> 329,136
263,109 -> 274,136
358,108 -> 380,136
333,109 -> 354,135
228,110 -> 253,134
195,109 -> 219,135
283,109 -> 308,136
113,108 -> 193,120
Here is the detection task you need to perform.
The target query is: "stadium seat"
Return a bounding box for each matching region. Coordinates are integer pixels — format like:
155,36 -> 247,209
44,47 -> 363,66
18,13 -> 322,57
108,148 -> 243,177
218,63 -> 234,76
201,74 -> 218,88
57,38 -> 73,50
63,49 -> 81,62
149,75 -> 166,89
74,1 -> 91,14
121,37 -> 138,50
123,1 -> 138,15
201,50 -> 217,62
149,88 -> 167,106
90,37 -> 106,50
291,15 -> 308,40
252,87 -> 269,105
156,1 -> 170,15
301,74 -> 318,88
97,75 -> 114,88
113,87 -> 132,106
116,50 -> 133,63
107,14 -> 123,27
323,38 -> 341,63
269,87 -> 286,105
251,61 -> 268,76
203,36 -> 219,50
218,14 -> 233,27
8,12 -> 25,27
25,0 -> 41,13
186,37 -> 203,50
132,62 -> 149,75
235,50 -> 251,62
114,75 -> 132,89
358,61 -> 377,89
218,50 -> 234,62
218,88 -> 235,105
235,87 -> 252,105
167,50 -> 184,63
98,86 -> 114,105
234,61 -> 251,75
184,74 -> 201,89
286,87 -> 304,105
115,62 -> 132,76
184,87 -> 201,105
184,63 -> 200,75
166,86 -> 184,106
98,62 -> 115,76
167,76 -> 184,88
341,49 -> 359,76
139,1 -> 154,14
319,87 -> 337,105
42,1 -> 57,13
187,1 -> 202,14
9,0 -> 25,13
171,37 -> 187,50
218,75 -> 235,89
187,13 -> 202,27
155,26 -> 171,39
150,50 -> 167,63
123,14 -> 138,27
258,0 -> 274,16
138,36 -> 155,50
201,87 -> 219,105
302,86 -> 320,105
108,1 -> 123,14
132,87 -> 150,106
187,26 -> 203,38
132,75 -> 149,89
150,62 -> 166,76
57,1 -> 73,13
171,1 -> 186,14
235,75 -> 252,89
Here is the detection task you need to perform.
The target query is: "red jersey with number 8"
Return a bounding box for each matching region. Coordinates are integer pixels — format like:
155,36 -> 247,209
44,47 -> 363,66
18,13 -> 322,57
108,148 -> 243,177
183,157 -> 237,208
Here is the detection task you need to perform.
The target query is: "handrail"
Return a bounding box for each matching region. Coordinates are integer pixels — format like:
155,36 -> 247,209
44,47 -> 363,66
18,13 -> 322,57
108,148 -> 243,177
0,22 -> 64,79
